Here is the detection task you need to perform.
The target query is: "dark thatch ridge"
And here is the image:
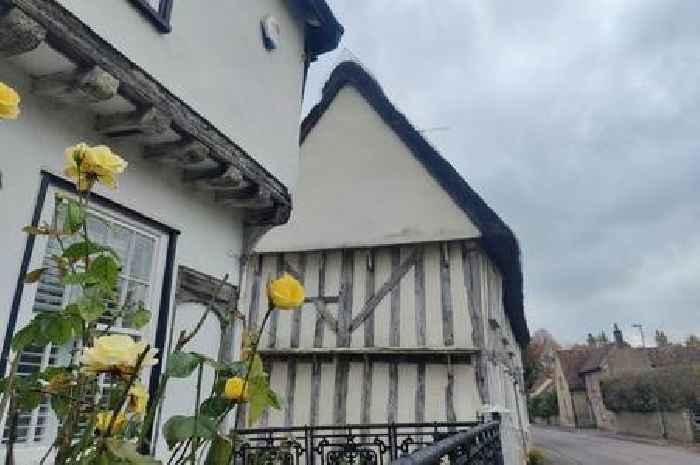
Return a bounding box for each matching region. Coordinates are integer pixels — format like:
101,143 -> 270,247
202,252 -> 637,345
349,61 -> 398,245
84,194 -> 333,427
296,0 -> 344,58
301,61 -> 529,347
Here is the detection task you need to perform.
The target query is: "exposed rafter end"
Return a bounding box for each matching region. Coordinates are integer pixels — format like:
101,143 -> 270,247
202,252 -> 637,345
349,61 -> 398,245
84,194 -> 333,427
215,186 -> 273,209
95,106 -> 171,140
144,139 -> 210,165
32,66 -> 119,104
183,164 -> 246,191
0,7 -> 46,57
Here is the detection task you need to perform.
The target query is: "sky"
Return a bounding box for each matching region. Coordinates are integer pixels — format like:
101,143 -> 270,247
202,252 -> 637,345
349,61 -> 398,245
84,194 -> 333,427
303,0 -> 700,347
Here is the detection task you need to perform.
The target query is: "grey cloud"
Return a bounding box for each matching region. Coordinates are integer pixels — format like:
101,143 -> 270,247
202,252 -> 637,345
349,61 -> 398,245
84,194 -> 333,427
304,0 -> 700,345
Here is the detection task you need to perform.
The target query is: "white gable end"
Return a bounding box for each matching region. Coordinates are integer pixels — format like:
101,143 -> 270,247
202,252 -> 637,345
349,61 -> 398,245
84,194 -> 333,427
256,86 -> 480,253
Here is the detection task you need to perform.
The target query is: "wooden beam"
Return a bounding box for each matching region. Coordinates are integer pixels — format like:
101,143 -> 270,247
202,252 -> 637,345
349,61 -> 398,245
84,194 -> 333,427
310,298 -> 338,333
462,244 -> 489,404
388,362 -> 398,423
258,346 -> 478,363
364,249 -> 376,347
360,357 -> 373,424
414,247 -> 427,346
333,358 -> 349,424
0,7 -> 46,57
389,248 -> 401,347
95,106 -> 171,140
32,66 -> 119,104
8,0 -> 290,216
348,248 -> 418,332
258,347 -> 480,357
184,165 -> 245,191
338,250 -> 353,347
215,186 -> 274,210
289,254 -> 306,348
314,253 -> 327,347
143,139 -> 209,165
415,362 -> 426,423
284,359 -> 296,427
309,358 -> 321,425
441,242 -> 455,346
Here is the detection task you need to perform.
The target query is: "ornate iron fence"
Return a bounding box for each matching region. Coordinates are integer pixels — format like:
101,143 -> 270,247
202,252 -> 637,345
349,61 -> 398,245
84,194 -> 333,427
232,421 -> 502,465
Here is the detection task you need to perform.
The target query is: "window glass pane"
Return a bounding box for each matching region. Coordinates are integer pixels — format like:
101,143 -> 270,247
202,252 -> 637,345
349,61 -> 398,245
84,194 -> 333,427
86,215 -> 109,244
130,234 -> 155,281
9,196 -> 164,446
110,223 -> 133,265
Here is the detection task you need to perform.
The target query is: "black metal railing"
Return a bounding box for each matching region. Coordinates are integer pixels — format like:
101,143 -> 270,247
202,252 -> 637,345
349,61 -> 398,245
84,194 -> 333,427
232,421 -> 502,465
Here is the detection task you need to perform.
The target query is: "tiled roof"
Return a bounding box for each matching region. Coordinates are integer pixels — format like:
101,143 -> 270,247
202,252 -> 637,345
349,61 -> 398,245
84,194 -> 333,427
646,346 -> 700,367
557,349 -> 594,390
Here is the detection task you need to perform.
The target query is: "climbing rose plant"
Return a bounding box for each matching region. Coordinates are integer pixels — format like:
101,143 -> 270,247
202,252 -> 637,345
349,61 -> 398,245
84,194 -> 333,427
0,85 -> 304,465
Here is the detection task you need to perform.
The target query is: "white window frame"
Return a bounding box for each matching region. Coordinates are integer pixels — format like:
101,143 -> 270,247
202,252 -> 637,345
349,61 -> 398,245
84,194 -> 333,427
1,180 -> 175,459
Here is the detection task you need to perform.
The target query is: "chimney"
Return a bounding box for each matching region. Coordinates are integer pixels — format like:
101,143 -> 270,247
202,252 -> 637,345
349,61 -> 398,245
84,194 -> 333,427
613,323 -> 625,347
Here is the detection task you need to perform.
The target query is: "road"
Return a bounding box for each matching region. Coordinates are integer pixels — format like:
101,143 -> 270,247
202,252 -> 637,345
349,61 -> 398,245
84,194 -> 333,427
531,425 -> 700,465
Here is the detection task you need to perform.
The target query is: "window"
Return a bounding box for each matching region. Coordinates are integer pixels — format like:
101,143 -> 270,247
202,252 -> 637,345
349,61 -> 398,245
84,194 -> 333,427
1,173 -> 177,452
130,0 -> 174,33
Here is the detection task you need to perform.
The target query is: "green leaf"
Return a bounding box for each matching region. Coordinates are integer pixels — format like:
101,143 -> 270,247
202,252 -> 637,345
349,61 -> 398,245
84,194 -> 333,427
66,199 -> 86,234
62,241 -> 117,260
40,313 -> 73,345
105,439 -> 162,465
76,291 -> 107,323
123,306 -> 151,329
247,355 -> 281,426
14,377 -> 42,410
12,324 -> 37,350
166,351 -> 201,378
50,394 -> 71,419
162,415 -> 217,450
199,396 -> 232,419
24,267 -> 48,284
62,272 -> 97,286
205,435 -> 233,465
88,255 -> 121,290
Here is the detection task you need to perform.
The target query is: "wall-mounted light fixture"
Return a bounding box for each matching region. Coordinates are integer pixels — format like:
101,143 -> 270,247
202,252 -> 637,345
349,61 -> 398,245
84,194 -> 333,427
261,14 -> 281,51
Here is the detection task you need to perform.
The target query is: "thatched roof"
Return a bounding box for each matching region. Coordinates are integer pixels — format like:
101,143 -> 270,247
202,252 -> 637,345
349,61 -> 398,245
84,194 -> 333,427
301,61 -> 529,347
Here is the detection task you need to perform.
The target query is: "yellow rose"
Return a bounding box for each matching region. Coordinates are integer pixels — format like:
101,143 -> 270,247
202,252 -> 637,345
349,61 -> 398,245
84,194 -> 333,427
267,273 -> 305,309
0,81 -> 20,120
64,143 -> 127,191
223,377 -> 248,402
127,383 -> 149,414
81,334 -> 158,375
95,411 -> 127,434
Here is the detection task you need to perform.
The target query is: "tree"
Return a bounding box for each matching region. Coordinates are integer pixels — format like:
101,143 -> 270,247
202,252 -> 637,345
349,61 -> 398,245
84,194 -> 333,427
686,334 -> 700,347
525,329 -> 560,389
598,331 -> 609,344
655,330 -> 670,347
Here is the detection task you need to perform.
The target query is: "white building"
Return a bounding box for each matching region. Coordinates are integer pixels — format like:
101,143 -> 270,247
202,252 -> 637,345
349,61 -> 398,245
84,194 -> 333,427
242,62 -> 531,465
0,0 -> 342,462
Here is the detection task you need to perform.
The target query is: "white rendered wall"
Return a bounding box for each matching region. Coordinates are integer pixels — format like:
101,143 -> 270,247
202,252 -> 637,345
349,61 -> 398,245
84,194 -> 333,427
0,65 -> 243,461
257,86 -> 481,253
57,0 -> 306,188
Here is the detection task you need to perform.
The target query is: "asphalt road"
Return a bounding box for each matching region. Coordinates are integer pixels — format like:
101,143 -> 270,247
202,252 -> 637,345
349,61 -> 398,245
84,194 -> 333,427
531,425 -> 700,465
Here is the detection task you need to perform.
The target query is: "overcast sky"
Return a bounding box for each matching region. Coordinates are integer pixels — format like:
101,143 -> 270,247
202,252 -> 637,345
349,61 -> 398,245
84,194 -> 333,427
303,0 -> 700,346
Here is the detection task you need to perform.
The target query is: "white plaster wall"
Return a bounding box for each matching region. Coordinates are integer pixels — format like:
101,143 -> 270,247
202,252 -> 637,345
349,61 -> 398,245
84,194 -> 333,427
257,86 -> 481,253
56,0 -> 306,188
0,65 -> 244,460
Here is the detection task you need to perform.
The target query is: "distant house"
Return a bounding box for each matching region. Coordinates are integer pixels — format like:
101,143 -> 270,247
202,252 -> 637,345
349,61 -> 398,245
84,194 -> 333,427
240,61 -> 531,465
554,325 -> 700,431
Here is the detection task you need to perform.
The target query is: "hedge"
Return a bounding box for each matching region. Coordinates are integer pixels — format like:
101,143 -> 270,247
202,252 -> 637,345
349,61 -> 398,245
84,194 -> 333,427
601,365 -> 700,413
